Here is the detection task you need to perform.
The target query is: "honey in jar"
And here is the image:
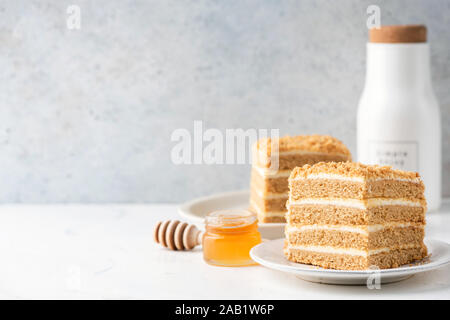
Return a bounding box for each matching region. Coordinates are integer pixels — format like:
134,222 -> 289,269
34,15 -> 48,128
203,210 -> 261,267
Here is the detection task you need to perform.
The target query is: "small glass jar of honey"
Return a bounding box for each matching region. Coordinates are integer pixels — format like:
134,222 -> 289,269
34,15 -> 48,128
203,210 -> 261,267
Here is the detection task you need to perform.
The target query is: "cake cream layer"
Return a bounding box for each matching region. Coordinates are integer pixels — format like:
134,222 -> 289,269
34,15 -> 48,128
286,223 -> 425,250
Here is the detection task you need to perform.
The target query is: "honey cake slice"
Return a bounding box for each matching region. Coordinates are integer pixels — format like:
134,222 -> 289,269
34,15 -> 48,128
284,162 -> 427,270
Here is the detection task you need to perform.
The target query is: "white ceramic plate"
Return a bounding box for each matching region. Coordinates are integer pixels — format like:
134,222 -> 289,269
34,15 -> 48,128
250,238 -> 450,285
178,190 -> 285,239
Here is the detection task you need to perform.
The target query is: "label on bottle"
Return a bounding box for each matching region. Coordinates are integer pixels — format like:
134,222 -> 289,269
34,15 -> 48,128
368,141 -> 418,171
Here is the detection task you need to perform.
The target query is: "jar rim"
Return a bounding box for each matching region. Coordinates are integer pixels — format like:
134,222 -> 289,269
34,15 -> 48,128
205,209 -> 256,228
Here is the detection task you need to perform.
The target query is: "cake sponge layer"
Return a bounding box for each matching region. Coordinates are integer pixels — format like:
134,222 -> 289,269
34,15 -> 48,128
257,214 -> 286,223
249,204 -> 285,223
256,152 -> 351,171
290,161 -> 422,181
287,204 -> 425,225
255,135 -> 352,159
289,178 -> 425,200
250,190 -> 287,212
285,245 -> 427,270
250,169 -> 290,194
286,225 -> 425,250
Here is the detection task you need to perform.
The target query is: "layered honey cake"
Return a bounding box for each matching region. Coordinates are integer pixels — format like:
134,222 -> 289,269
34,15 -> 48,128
249,135 -> 351,223
284,162 -> 428,270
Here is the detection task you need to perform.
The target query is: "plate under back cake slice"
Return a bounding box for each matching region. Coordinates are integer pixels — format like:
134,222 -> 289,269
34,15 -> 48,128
284,161 -> 428,270
249,135 -> 352,223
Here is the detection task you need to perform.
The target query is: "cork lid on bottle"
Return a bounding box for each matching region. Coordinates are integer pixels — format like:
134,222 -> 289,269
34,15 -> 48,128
369,25 -> 427,43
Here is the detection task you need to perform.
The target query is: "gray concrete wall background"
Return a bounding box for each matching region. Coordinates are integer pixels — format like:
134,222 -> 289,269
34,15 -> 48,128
0,0 -> 448,203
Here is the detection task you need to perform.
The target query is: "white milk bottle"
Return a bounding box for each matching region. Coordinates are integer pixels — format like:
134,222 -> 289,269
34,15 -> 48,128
357,25 -> 441,210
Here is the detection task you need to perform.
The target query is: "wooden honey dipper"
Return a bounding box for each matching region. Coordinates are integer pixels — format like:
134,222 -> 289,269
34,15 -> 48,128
153,220 -> 204,250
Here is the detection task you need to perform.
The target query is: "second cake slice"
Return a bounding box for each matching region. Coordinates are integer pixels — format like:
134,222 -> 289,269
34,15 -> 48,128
249,135 -> 351,223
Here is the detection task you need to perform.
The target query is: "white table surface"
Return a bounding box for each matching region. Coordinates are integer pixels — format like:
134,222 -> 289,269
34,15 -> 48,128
0,200 -> 449,300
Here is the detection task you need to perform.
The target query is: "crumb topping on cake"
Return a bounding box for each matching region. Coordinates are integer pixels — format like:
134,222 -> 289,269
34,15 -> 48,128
289,161 -> 422,181
256,135 -> 351,158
